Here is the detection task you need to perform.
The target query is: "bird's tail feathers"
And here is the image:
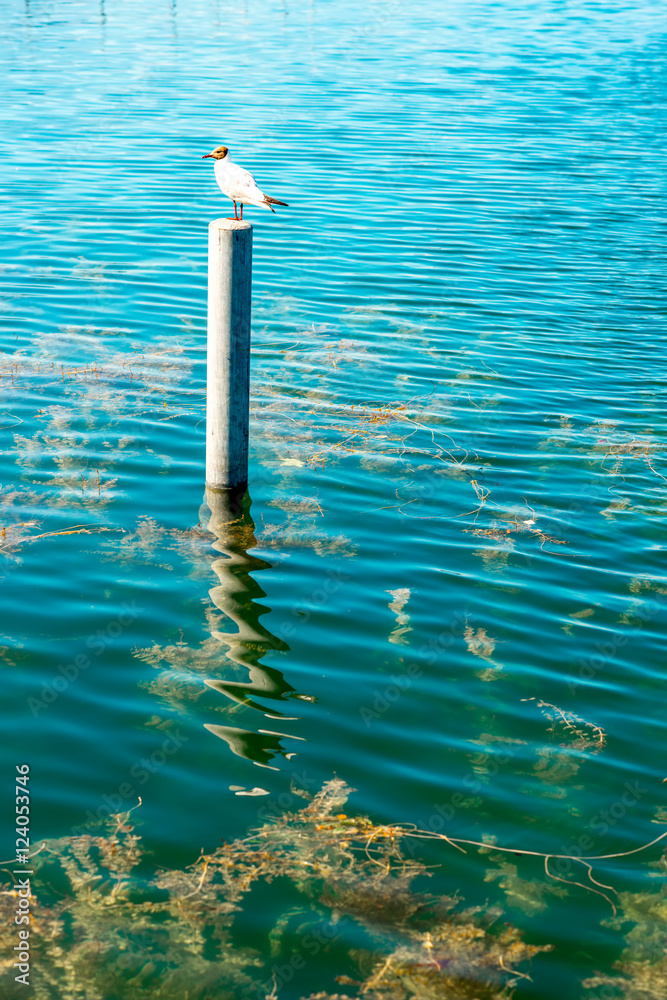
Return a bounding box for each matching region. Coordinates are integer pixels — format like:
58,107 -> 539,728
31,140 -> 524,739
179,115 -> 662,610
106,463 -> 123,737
264,196 -> 289,207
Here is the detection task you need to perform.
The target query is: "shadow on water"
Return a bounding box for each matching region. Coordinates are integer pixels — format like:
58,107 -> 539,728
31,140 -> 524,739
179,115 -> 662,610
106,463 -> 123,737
199,486 -> 312,770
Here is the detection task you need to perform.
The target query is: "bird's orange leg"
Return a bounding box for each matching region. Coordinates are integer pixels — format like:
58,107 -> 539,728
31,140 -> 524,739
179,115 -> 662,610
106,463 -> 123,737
227,201 -> 239,221
239,204 -> 243,220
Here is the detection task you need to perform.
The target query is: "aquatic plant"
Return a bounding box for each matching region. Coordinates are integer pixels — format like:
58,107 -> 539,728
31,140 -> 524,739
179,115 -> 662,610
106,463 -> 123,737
581,845 -> 667,999
0,780 -> 549,1000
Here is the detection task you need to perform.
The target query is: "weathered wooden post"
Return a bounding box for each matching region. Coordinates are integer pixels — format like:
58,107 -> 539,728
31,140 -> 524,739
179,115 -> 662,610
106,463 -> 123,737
206,218 -> 253,493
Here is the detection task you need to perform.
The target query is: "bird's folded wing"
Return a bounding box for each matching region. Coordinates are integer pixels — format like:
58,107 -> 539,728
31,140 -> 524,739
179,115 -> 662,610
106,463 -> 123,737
226,163 -> 265,200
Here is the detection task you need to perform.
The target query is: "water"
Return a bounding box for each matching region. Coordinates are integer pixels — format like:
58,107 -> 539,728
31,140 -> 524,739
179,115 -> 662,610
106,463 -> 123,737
2,0 -> 667,996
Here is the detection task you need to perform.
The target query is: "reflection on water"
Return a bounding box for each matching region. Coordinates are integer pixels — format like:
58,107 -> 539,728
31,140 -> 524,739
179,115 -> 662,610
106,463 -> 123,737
200,487 -> 311,771
4,0 -> 667,994
204,723 -> 305,770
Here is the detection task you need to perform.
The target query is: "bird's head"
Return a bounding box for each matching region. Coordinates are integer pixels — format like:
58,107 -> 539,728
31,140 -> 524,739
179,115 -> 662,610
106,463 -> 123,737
202,145 -> 229,160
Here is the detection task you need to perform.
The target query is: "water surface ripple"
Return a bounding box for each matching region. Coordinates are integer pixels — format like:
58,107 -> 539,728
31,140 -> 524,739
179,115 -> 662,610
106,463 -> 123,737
1,1 -> 667,997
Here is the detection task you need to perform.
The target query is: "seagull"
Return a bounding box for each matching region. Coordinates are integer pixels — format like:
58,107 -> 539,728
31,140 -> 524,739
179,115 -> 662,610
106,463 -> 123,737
201,145 -> 289,220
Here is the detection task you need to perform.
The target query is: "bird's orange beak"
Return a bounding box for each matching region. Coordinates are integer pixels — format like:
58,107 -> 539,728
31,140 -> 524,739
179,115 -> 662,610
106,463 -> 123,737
202,153 -> 213,158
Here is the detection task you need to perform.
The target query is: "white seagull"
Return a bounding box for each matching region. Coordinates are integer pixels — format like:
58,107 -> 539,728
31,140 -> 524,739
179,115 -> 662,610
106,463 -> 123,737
201,145 -> 289,220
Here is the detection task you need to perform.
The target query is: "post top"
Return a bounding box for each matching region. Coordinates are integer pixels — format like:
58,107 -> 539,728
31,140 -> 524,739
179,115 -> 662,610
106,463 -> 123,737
209,218 -> 253,231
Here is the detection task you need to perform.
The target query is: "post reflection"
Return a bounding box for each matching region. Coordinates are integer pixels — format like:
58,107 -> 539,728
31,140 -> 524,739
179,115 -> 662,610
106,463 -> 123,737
200,487 -> 311,771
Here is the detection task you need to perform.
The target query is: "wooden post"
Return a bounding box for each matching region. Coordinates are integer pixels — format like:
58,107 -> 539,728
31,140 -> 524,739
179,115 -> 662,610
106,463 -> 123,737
206,218 -> 253,491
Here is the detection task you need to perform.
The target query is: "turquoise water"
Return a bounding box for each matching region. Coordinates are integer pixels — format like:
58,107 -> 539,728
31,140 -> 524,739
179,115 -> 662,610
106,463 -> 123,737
2,0 -> 667,996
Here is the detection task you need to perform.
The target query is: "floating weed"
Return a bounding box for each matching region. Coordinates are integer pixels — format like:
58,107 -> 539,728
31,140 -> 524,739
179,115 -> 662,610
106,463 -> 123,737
463,623 -> 503,682
100,515 -> 213,576
253,490 -> 354,558
135,609 -> 244,713
522,698 -> 606,755
539,416 -> 667,518
3,782 -> 667,999
268,495 -> 325,517
464,626 -> 500,663
258,522 -> 356,558
584,880 -> 667,999
0,519 -> 40,558
0,781 -> 551,1000
464,508 -> 567,560
386,588 -> 413,646
620,576 -> 667,627
0,336 -> 198,529
484,858 -> 568,916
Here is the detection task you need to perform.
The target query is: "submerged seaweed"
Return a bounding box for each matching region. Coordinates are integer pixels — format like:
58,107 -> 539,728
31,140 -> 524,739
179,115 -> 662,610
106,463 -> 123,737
0,780 -> 549,1000
584,850 -> 667,1000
